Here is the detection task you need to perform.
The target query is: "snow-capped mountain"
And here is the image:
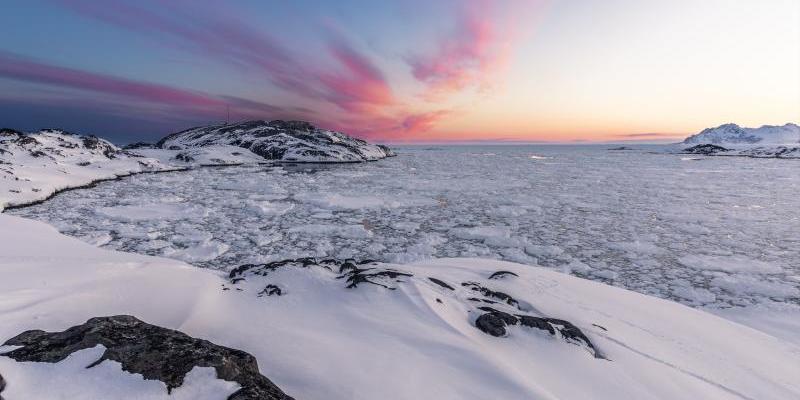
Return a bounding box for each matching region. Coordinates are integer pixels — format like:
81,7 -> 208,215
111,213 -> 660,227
0,128 -> 170,210
683,123 -> 800,145
156,120 -> 394,163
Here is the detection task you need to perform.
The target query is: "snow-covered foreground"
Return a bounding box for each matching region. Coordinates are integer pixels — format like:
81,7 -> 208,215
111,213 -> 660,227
12,145 -> 800,343
2,213 -> 799,399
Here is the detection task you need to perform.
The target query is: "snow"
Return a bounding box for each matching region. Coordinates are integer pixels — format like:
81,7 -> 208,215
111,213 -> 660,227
0,346 -> 240,400
0,129 -> 273,211
12,146 -> 799,318
157,120 -> 393,163
684,123 -> 800,145
133,145 -> 267,166
679,123 -> 800,158
1,213 -> 799,399
0,129 -> 172,210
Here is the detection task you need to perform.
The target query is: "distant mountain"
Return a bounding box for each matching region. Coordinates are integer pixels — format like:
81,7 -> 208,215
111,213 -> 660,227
156,120 -> 394,163
683,123 -> 800,145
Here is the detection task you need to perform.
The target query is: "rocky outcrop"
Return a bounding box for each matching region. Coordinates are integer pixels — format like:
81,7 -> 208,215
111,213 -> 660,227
681,144 -> 730,155
488,270 -> 518,280
123,141 -> 157,150
155,120 -> 394,163
475,307 -> 604,359
229,258 -> 604,360
229,258 -> 412,291
1,315 -> 294,400
679,143 -> 800,159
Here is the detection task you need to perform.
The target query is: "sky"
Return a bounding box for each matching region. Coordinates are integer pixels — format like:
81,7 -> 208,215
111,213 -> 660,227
1,0 -> 798,144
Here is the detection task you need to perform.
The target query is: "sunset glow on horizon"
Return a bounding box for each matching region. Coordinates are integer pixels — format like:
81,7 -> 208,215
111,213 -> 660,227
1,0 -> 798,143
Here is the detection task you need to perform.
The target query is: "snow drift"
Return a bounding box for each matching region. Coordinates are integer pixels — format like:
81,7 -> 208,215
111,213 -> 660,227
1,214 -> 799,399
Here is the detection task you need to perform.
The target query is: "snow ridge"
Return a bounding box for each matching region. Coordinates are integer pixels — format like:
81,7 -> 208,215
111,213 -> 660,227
156,120 -> 394,163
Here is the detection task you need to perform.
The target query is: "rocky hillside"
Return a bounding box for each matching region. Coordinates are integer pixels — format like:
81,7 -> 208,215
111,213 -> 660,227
683,123 -> 799,145
0,128 -> 168,209
156,120 -> 394,163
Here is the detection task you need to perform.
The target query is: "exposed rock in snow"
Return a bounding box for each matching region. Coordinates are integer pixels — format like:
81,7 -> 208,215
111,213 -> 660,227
683,123 -> 800,145
1,315 -> 293,400
2,214 -> 800,399
123,142 -> 157,150
736,145 -> 800,158
0,128 -> 172,210
133,145 -> 267,166
681,144 -> 731,155
680,143 -> 800,159
155,120 -> 394,162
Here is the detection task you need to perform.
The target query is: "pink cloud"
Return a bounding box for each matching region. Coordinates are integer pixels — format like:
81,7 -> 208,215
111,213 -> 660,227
55,0 -> 394,114
408,0 -> 514,97
319,36 -> 396,112
50,0 -> 517,139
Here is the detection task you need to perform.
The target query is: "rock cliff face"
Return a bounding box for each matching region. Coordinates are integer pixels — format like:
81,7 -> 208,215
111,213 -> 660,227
156,120 -> 394,163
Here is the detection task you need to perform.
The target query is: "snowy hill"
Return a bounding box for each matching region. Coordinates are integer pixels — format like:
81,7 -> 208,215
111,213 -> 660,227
683,123 -> 800,145
678,123 -> 800,158
156,120 -> 394,163
1,214 -> 798,399
0,128 -> 172,210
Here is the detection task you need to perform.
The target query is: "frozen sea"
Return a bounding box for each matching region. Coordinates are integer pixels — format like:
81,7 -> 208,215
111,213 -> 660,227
11,145 -> 800,314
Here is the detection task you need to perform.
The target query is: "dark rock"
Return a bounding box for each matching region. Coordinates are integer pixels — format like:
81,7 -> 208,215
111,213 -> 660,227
0,371 -> 5,398
477,307 -> 519,325
592,323 -> 608,331
174,152 -> 195,163
488,270 -> 518,280
461,282 -> 519,308
475,309 -> 518,337
82,136 -> 118,158
259,284 -> 282,297
428,277 -> 455,290
468,297 -> 497,304
472,309 -> 605,358
608,146 -> 633,151
1,315 -> 293,400
123,142 -> 156,150
681,144 -> 730,155
15,136 -> 39,147
517,315 -> 556,335
339,267 -> 412,290
0,128 -> 22,138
